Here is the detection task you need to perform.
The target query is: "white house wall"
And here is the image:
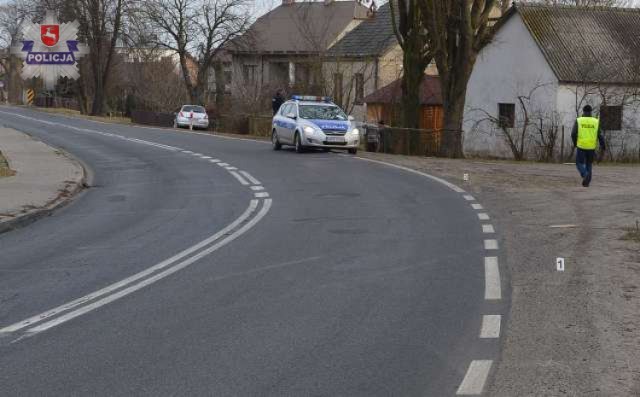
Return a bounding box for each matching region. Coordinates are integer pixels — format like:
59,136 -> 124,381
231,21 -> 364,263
557,84 -> 640,160
464,13 -> 559,158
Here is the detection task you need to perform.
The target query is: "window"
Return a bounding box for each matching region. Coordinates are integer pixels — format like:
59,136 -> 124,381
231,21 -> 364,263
280,104 -> 291,116
600,105 -> 622,131
355,73 -> 364,105
498,103 -> 515,128
333,73 -> 343,105
299,105 -> 347,121
243,64 -> 257,84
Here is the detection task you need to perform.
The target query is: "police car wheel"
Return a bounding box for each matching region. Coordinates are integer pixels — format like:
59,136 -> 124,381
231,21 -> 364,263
294,133 -> 304,153
272,130 -> 282,151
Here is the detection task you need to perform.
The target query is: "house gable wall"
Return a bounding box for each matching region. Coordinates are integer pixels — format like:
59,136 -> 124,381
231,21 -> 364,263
464,13 -> 559,158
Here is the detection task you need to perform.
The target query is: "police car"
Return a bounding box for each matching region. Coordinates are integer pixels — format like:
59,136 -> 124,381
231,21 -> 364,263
271,96 -> 359,154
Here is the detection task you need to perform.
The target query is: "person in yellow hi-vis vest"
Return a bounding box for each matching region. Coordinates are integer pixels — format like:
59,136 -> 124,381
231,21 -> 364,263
571,105 -> 606,187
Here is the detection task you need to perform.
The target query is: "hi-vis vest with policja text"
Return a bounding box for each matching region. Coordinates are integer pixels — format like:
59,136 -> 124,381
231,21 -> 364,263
576,117 -> 599,150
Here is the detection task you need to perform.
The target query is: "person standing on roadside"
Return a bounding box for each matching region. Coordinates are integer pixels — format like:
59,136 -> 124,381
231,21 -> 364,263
571,105 -> 606,187
272,89 -> 284,115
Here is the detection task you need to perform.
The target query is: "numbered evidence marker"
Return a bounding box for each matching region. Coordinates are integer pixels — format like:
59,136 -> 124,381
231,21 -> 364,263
463,173 -> 469,182
556,257 -> 565,272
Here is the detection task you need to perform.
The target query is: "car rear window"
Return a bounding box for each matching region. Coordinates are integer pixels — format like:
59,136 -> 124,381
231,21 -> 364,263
182,106 -> 205,113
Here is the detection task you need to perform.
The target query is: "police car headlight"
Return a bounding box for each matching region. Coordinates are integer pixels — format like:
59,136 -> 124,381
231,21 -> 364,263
350,128 -> 359,136
303,126 -> 316,135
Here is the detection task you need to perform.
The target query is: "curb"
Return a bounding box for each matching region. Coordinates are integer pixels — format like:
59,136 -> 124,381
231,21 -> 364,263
0,141 -> 88,235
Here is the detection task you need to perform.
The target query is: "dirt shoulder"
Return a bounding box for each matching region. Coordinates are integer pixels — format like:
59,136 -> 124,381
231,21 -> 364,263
357,152 -> 640,396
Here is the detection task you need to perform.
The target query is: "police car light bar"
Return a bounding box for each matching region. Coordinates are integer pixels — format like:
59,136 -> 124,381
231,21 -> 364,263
292,95 -> 332,102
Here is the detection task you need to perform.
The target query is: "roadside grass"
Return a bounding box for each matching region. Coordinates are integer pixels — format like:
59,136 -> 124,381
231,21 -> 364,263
33,107 -> 132,125
621,220 -> 640,243
0,150 -> 15,177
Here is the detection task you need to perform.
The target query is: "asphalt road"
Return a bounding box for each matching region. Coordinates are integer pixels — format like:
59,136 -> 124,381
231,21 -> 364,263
0,107 -> 505,396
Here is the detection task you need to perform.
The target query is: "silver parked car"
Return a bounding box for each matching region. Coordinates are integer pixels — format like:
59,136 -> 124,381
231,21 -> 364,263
174,105 -> 209,130
271,96 -> 359,154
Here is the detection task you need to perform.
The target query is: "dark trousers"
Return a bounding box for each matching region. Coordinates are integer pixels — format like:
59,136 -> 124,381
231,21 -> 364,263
576,148 -> 595,182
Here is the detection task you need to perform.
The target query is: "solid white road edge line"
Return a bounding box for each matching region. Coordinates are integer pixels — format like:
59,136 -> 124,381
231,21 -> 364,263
228,171 -> 249,186
479,315 -> 501,338
456,360 -> 493,395
239,170 -> 261,185
0,200 -> 260,334
352,156 -> 466,193
26,199 -> 272,334
484,257 -> 502,300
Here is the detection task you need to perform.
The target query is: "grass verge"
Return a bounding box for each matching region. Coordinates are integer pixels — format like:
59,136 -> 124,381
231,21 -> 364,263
0,150 -> 15,177
34,107 -> 132,125
621,220 -> 640,243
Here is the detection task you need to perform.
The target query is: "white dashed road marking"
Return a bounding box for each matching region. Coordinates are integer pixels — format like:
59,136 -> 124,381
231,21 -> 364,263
482,224 -> 495,234
250,186 -> 264,191
479,315 -> 501,338
463,195 -> 475,201
456,360 -> 493,395
484,257 -> 502,300
484,239 -> 499,250
478,213 -> 490,220
471,203 -> 484,210
254,192 -> 269,198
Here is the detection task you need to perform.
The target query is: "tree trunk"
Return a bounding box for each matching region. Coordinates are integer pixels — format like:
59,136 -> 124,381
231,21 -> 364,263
91,78 -> 105,115
400,37 -> 427,155
8,56 -> 23,104
214,61 -> 225,110
440,95 -> 465,158
438,60 -> 473,158
178,51 -> 196,104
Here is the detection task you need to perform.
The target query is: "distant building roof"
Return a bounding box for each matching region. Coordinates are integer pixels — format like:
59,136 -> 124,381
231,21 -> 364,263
363,75 -> 442,105
327,2 -> 398,57
511,3 -> 640,84
230,1 -> 369,55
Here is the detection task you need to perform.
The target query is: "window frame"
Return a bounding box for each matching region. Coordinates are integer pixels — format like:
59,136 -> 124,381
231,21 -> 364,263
600,105 -> 622,131
498,103 -> 516,129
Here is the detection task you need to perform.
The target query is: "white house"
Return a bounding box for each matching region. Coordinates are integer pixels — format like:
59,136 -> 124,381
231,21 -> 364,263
464,4 -> 640,161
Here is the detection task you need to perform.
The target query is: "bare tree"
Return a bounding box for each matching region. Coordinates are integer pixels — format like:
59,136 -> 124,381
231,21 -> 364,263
0,0 -> 36,103
389,0 -> 431,131
419,0 -> 497,158
70,0 -> 126,115
144,0 -> 249,105
470,83 -> 556,160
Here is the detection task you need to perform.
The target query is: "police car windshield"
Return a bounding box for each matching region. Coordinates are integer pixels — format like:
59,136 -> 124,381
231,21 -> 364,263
299,105 -> 347,121
182,106 -> 205,113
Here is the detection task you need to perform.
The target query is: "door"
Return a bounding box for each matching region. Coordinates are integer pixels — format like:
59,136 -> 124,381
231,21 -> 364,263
280,103 -> 297,144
